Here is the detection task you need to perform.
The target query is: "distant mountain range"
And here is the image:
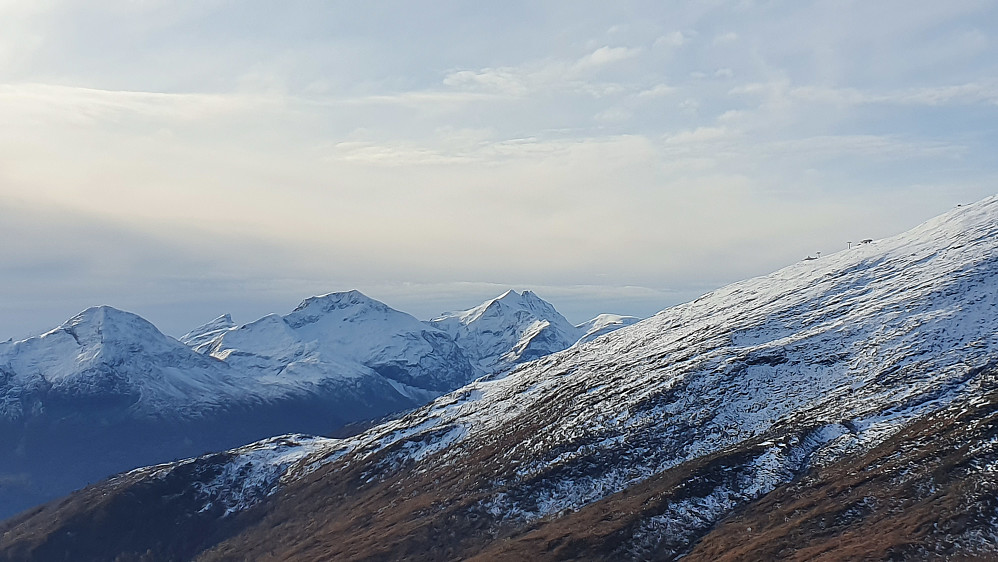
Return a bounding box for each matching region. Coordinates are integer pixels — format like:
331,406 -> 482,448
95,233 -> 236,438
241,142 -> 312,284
0,289 -> 632,519
4,195 -> 997,560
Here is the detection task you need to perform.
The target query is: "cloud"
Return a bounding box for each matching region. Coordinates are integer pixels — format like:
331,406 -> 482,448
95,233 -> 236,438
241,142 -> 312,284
892,83 -> 998,106
437,48 -> 640,102
574,45 -> 642,71
594,106 -> 632,123
328,141 -> 470,166
636,83 -> 676,98
343,89 -> 505,108
654,31 -> 690,49
762,134 -> 965,161
0,83 -> 273,124
663,126 -> 732,145
678,98 -> 700,113
787,83 -> 998,107
441,67 -> 528,96
712,32 -> 739,45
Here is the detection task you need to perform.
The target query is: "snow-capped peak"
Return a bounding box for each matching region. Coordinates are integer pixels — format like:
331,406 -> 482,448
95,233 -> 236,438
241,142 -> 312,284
180,313 -> 236,352
443,289 -> 563,327
26,305 -> 192,368
0,304 -> 240,414
59,305 -> 166,346
285,290 -> 397,330
291,289 -> 382,313
190,290 -> 478,393
427,290 -> 583,373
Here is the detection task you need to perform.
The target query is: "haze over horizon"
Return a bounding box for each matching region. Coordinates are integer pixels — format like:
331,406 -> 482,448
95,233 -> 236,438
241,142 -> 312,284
2,1 -> 996,339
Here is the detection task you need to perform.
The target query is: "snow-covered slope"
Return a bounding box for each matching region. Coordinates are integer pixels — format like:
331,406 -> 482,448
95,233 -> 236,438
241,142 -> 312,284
21,196 -> 998,559
427,289 -> 585,373
1,287 -> 606,520
303,195 -> 996,549
350,196 -> 998,524
189,290 -> 478,394
575,313 -> 640,344
0,297 -> 451,423
0,306 -> 243,419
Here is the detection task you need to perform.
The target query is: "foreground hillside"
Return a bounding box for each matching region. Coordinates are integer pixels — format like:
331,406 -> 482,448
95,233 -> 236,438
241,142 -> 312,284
3,196 -> 998,560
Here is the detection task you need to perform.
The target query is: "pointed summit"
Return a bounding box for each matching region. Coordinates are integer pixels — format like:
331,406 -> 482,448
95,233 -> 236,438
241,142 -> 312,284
428,290 -> 582,373
180,313 -> 236,351
49,305 -> 181,359
292,290 -> 377,313
190,290 -> 479,393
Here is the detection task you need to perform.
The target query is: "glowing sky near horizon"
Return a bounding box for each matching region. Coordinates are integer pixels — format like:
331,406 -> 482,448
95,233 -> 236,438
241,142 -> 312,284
1,0 -> 997,338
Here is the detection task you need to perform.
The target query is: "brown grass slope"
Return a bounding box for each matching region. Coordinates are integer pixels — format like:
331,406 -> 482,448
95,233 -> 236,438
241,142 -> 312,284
200,376 -> 998,561
469,383 -> 998,561
684,385 -> 998,561
6,375 -> 998,561
0,451 -> 266,562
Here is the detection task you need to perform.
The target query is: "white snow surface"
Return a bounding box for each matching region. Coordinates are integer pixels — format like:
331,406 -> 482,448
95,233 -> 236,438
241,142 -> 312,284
179,313 -> 236,351
0,306 -> 249,417
427,289 -> 586,373
0,304 -> 395,419
125,433 -> 339,517
0,291 -> 484,421
17,197 -> 998,532
188,290 -> 478,392
575,313 -> 641,345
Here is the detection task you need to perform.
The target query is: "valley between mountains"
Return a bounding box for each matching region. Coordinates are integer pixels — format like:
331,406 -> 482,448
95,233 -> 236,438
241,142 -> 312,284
3,196 -> 998,560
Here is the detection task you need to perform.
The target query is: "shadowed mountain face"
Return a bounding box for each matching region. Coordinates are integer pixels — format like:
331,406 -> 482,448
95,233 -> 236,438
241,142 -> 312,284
3,196 -> 998,560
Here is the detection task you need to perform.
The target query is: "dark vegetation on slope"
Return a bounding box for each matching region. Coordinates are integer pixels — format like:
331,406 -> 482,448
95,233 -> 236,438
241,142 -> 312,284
0,385 -> 411,520
472,372 -> 998,561
685,378 -> 998,561
0,452 -> 266,562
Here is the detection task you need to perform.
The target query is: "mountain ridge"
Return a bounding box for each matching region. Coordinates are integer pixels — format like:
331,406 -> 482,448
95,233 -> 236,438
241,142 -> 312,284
0,287 -> 629,520
4,195 -> 991,559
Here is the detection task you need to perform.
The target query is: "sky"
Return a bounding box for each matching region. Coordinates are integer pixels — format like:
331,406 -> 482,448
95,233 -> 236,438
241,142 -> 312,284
1,0 -> 997,339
